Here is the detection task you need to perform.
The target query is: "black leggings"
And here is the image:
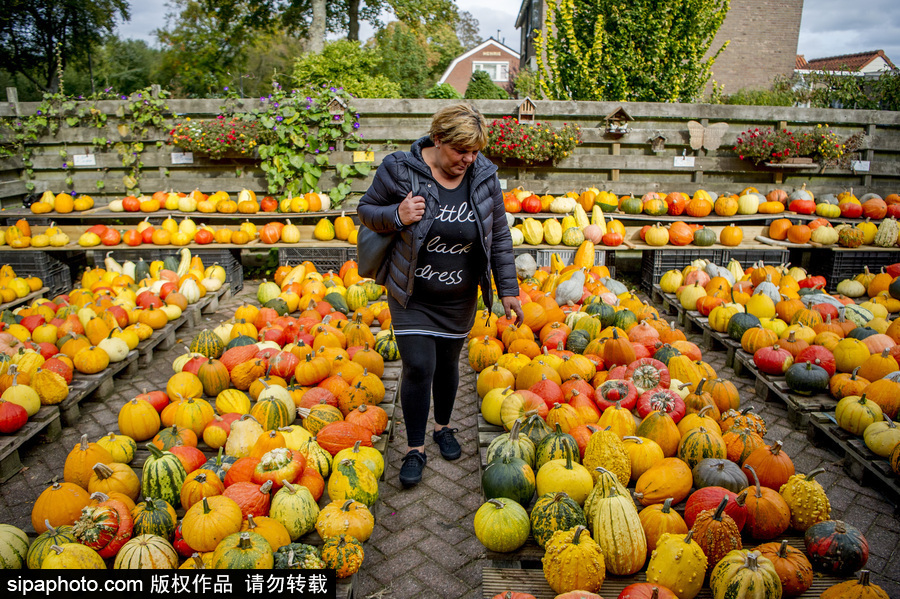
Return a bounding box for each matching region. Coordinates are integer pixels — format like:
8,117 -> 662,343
395,334 -> 467,448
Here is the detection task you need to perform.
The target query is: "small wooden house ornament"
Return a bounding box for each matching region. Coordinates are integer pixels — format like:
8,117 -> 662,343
326,96 -> 348,120
517,97 -> 536,122
604,106 -> 633,136
649,132 -> 667,152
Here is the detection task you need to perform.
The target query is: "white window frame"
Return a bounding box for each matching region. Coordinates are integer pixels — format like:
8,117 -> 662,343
472,61 -> 509,82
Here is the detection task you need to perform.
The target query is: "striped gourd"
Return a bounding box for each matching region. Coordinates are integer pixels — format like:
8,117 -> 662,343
141,444 -> 187,508
588,485 -> 648,575
333,441 -> 385,479
211,531 -> 274,569
113,534 -> 179,569
0,524 -> 29,569
374,330 -> 399,361
297,438 -> 333,478
250,397 -> 292,431
485,419 -> 536,468
190,329 -> 225,359
216,389 -> 251,415
269,481 -> 320,541
327,458 -> 379,507
298,404 -> 344,436
583,467 -> 630,529
677,427 -> 727,470
710,549 -> 782,599
535,424 -> 580,470
529,492 -> 587,548
131,497 -> 177,539
26,521 -> 76,569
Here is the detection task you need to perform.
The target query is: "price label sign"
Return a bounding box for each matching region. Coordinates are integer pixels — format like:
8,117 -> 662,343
498,179 -> 508,190
72,154 -> 96,167
171,152 -> 194,165
352,151 -> 374,163
673,156 -> 695,167
851,160 -> 870,172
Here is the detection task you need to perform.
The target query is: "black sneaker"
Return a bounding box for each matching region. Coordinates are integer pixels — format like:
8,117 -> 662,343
399,450 -> 427,487
433,427 -> 461,460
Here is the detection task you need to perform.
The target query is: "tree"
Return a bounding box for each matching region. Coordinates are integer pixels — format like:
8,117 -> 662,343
155,0 -> 257,97
0,0 -> 130,92
536,0 -> 729,102
464,70 -> 509,100
372,22 -> 431,98
293,39 -> 401,98
456,11 -> 482,51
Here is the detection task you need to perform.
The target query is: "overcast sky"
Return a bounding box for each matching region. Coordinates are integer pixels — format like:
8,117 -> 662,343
118,0 -> 900,67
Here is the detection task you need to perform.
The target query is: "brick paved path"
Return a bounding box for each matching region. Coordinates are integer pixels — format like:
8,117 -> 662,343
2,282 -> 899,599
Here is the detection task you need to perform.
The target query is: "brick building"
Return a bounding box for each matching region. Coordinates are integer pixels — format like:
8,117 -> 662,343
437,39 -> 520,96
515,0 -> 804,95
797,50 -> 896,74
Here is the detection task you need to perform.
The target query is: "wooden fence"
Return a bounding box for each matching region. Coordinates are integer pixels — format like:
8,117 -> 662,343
2,94 -> 899,209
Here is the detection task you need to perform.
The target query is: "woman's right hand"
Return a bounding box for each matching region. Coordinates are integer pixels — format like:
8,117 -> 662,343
398,191 -> 426,225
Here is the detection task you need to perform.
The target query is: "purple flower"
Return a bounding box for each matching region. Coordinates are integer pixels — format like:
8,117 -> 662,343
62,162 -> 67,168
328,146 -> 334,151
276,116 -> 283,121
36,110 -> 42,115
352,123 -> 359,129
273,102 -> 279,107
224,86 -> 229,91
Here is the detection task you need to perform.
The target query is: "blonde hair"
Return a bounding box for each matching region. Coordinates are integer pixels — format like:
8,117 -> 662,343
429,103 -> 488,151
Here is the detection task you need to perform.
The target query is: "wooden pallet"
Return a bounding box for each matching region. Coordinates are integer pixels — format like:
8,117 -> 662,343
482,566 -> 846,599
686,311 -> 742,369
58,350 -> 140,427
0,406 -> 62,482
807,412 -> 900,509
0,287 -> 48,312
136,315 -> 190,368
732,348 -> 757,380
751,369 -> 837,429
652,286 -> 687,325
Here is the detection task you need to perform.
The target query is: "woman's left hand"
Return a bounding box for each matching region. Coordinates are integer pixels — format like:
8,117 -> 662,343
501,296 -> 525,326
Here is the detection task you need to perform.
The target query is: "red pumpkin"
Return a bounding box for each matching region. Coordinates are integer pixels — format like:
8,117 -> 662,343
636,387 -> 686,422
618,584 -> 678,599
0,400 -> 28,433
169,445 -> 207,473
684,486 -> 748,530
794,346 -> 836,377
194,229 -> 214,245
601,231 -> 624,247
521,195 -> 542,213
753,344 -> 793,375
788,199 -> 816,214
594,378 -> 638,411
840,202 -> 863,218
804,520 -> 869,576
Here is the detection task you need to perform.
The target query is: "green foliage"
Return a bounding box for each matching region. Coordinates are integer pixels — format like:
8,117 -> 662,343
484,117 -> 582,164
464,71 -> 509,100
798,69 -> 900,111
293,40 -> 401,99
239,83 -> 370,204
372,23 -> 432,98
724,87 -> 795,106
0,0 -> 130,91
425,83 -> 462,99
513,68 -> 541,100
536,0 -> 729,102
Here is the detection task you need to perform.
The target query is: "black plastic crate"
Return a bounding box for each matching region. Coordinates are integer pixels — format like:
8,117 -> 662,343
722,249 -> 789,269
278,247 -> 351,273
809,250 -> 899,292
0,251 -> 72,297
640,249 -> 726,291
226,261 -> 243,294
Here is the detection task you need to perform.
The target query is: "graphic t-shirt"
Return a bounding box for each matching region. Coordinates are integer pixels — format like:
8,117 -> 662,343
390,175 -> 487,337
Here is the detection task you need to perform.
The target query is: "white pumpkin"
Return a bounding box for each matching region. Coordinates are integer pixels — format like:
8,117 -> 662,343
98,336 -> 130,363
810,226 -> 839,246
108,200 -> 124,212
213,323 -> 233,345
201,277 -> 223,292
549,196 -> 577,214
509,227 -> 524,246
160,304 -> 182,321
179,279 -> 201,304
836,279 -> 866,298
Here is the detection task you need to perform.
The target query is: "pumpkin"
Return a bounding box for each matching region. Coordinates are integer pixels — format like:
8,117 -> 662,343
690,496 -> 742,569
684,486 -> 748,531
755,539 -> 813,597
482,450 -> 536,506
211,531 -> 274,569
585,486 -> 646,575
113,534 -> 178,569
473,497 -> 530,553
836,393 -> 883,436
634,458 -> 692,506
804,519 -> 869,575
40,543 -> 106,569
327,457 -> 379,507
315,499 -> 374,543
141,443 -> 188,508
64,434 -> 114,489
779,468 -> 831,531
269,480 -> 320,540
677,426 -> 727,470
820,570 -> 890,599
542,525 -> 606,594
741,441 -> 794,491
321,533 -> 364,578
131,497 -> 177,539
645,531 -> 708,599
709,550 -> 782,599
639,497 -> 688,552
692,458 -> 748,493
181,496 -> 243,552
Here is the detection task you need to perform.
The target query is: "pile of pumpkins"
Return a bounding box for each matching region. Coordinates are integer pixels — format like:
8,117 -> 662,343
503,184 -> 900,221
637,222 -> 745,248
1,219 -> 71,249
71,217 -> 266,248
665,259 -> 900,468
767,216 -> 899,248
0,265 -> 45,304
510,203 -> 629,249
105,188 -> 333,215
470,257 -> 884,598
27,190 -> 95,214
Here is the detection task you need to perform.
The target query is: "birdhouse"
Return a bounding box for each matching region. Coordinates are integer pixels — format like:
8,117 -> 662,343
604,107 -> 633,136
517,97 -> 536,122
326,96 -> 347,121
648,132 -> 667,153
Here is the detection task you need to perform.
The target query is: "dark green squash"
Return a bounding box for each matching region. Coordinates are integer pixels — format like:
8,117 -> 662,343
264,297 -> 290,316
565,329 -> 591,354
596,303 -> 617,328
518,412 -> 554,448
727,312 -> 762,342
132,497 -> 177,539
848,327 -> 878,341
226,335 -> 258,350
190,329 -> 225,359
534,423 -> 580,470
613,309 -> 638,332
201,447 -> 237,480
141,443 -> 187,508
163,255 -> 180,272
134,257 -> 151,282
323,292 -> 348,314
485,419 -> 536,468
273,543 -> 324,569
481,449 -> 537,507
785,360 -> 830,396
621,196 -> 644,214
653,344 -> 683,366
889,276 -> 900,300
693,227 -> 717,247
529,492 -> 588,548
804,520 -> 869,575
692,458 -> 749,493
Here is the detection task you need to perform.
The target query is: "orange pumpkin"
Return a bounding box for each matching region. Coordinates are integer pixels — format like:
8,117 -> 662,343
686,199 -> 712,217
768,219 -> 792,241
786,224 -> 811,244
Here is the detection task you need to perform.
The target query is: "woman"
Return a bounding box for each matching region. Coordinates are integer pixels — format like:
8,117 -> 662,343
357,103 -> 524,487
